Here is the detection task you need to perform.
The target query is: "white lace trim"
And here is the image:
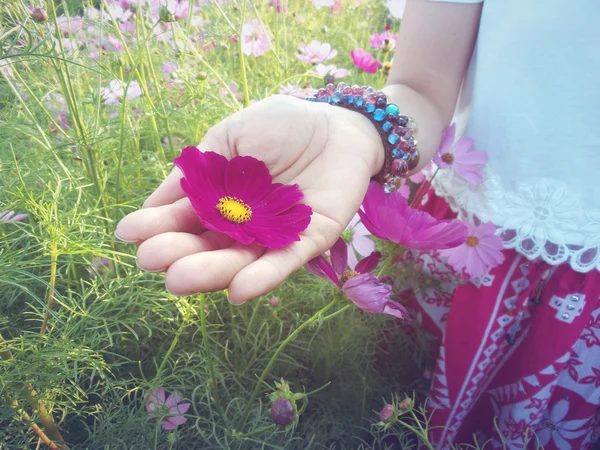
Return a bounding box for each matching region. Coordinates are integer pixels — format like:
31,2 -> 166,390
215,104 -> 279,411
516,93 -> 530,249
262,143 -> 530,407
432,167 -> 600,273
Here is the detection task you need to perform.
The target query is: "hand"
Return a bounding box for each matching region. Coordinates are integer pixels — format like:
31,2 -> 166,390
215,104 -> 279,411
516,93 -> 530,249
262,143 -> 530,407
114,94 -> 384,304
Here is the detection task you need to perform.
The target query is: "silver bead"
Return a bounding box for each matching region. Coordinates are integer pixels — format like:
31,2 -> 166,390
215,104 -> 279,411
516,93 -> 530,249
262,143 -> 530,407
567,304 -> 576,311
570,295 -> 579,302
561,313 -> 570,320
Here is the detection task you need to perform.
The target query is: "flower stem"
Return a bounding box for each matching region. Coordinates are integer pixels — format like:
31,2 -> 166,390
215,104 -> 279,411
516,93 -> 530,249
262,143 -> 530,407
155,298 -> 192,378
397,419 -> 435,450
231,424 -> 277,439
238,299 -> 338,428
376,253 -> 395,279
199,295 -> 228,426
410,168 -> 439,209
40,246 -> 59,338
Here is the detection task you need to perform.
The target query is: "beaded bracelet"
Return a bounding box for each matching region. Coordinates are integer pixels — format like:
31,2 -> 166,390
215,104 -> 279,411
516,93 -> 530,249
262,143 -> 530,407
307,82 -> 419,193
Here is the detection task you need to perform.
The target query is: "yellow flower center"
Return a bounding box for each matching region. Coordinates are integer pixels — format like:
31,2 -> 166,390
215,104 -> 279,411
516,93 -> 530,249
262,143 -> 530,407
217,196 -> 252,223
466,236 -> 479,247
340,270 -> 360,286
442,153 -> 454,164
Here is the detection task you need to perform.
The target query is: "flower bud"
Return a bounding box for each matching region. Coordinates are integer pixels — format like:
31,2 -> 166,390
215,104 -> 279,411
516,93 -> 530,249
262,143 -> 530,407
379,404 -> 395,423
269,297 -> 280,307
271,397 -> 295,426
324,74 -> 336,86
197,71 -> 208,81
398,398 -> 412,411
158,6 -> 175,22
31,7 -> 48,23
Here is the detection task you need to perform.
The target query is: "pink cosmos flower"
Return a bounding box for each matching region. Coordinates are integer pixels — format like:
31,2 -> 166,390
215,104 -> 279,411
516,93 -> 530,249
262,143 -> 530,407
241,19 -> 271,57
343,213 -> 374,269
0,211 -> 29,222
151,0 -> 189,20
101,79 -> 142,106
88,256 -> 110,278
145,388 -> 191,431
56,15 -> 84,35
440,221 -> 505,278
433,123 -> 488,185
50,112 -> 70,134
310,64 -> 349,79
369,31 -> 398,49
174,148 -> 312,248
162,61 -> 178,78
278,83 -> 318,99
297,41 -> 337,64
305,239 -> 409,320
397,170 -> 427,200
359,181 -> 467,250
350,48 -> 381,74
269,0 -> 286,13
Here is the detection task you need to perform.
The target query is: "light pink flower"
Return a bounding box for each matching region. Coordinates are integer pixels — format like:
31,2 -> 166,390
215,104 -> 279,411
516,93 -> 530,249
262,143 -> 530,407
397,170 -> 428,200
119,20 -> 136,34
310,64 -> 349,79
56,15 -> 84,35
433,123 -> 488,185
151,0 -> 189,20
350,48 -> 381,74
101,79 -> 142,106
310,0 -> 335,8
369,31 -> 398,49
269,0 -> 286,13
0,211 -> 29,222
145,388 -> 191,431
105,3 -> 132,22
297,41 -> 337,64
278,83 -> 318,99
343,213 -> 374,269
162,61 -> 178,78
359,181 -> 467,250
50,112 -> 71,134
440,221 -> 505,278
305,239 -> 409,320
241,19 -> 271,57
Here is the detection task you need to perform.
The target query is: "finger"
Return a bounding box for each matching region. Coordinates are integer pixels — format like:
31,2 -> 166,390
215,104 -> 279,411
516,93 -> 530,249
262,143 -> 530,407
227,213 -> 341,304
136,231 -> 234,272
115,198 -> 204,243
165,243 -> 266,296
143,124 -> 233,208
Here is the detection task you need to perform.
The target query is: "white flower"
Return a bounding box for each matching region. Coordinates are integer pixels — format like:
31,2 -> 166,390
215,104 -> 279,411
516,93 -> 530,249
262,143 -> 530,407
537,398 -> 591,449
105,3 -> 132,22
311,0 -> 335,8
343,213 -> 374,269
101,79 -> 142,106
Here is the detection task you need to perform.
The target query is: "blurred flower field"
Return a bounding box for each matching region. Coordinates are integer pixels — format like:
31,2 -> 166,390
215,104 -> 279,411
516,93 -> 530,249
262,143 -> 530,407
0,0 -> 476,448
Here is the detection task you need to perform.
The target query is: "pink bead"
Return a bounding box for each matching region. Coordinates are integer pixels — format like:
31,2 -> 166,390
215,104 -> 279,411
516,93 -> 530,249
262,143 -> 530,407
352,86 -> 364,95
342,87 -> 352,96
391,158 -> 408,177
316,88 -> 326,99
325,84 -> 336,95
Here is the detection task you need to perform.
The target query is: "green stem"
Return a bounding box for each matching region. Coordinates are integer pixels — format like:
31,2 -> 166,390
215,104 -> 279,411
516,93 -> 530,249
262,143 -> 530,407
40,246 -> 59,338
155,299 -> 192,378
199,295 -> 228,426
397,419 -> 435,450
232,424 -> 276,439
238,0 -> 250,107
410,168 -> 439,209
376,253 -> 394,279
238,299 -> 338,428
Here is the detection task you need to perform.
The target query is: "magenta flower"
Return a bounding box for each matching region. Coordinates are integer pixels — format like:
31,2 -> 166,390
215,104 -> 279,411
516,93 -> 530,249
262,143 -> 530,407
145,388 -> 191,431
305,238 -> 409,320
433,123 -> 488,185
310,64 -> 349,79
343,213 -> 374,269
174,148 -> 312,249
297,41 -> 337,64
0,211 -> 28,222
241,19 -> 271,57
440,221 -> 505,278
358,181 -> 467,250
369,31 -> 398,49
350,48 -> 381,74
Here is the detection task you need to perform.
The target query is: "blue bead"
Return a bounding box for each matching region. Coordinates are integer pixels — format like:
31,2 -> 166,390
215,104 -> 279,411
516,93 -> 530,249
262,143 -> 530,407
331,92 -> 342,103
307,96 -> 317,102
373,108 -> 386,121
385,104 -> 399,116
353,95 -> 364,107
364,102 -> 375,113
388,133 -> 400,144
382,121 -> 393,132
392,148 -> 406,159
343,95 -> 354,104
317,95 -> 329,103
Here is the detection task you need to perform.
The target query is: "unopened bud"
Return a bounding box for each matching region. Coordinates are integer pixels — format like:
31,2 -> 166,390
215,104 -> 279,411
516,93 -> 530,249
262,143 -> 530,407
324,74 -> 336,86
398,398 -> 412,411
269,297 -> 280,307
379,404 -> 395,423
31,7 -> 48,23
271,397 -> 295,426
382,61 -> 392,74
197,71 -> 208,81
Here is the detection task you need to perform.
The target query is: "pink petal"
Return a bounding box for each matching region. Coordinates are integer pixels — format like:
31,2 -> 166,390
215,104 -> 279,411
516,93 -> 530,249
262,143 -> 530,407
170,402 -> 191,415
342,273 -> 395,317
355,251 -> 381,274
161,415 -> 188,430
451,136 -> 474,157
174,148 -> 227,204
352,235 -> 375,256
224,155 -> 273,205
383,301 -> 410,320
248,204 -> 312,248
347,245 -> 359,269
352,221 -> 371,238
347,213 -> 360,230
1,211 -> 14,221
305,256 -> 338,285
151,388 -> 166,404
165,392 -> 181,408
398,183 -> 411,199
438,123 -> 456,155
452,164 -> 485,185
330,238 -> 348,275
10,213 -> 29,222
252,183 -> 304,216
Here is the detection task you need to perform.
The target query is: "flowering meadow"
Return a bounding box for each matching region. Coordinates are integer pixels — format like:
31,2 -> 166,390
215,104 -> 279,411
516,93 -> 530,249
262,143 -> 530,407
0,1 -> 528,449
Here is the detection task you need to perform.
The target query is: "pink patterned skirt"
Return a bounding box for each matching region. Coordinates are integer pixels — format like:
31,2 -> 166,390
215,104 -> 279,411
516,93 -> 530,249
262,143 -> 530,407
402,192 -> 600,449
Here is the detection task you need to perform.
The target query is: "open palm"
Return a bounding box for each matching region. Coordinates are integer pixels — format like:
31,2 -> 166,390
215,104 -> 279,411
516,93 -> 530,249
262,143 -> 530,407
115,95 -> 383,304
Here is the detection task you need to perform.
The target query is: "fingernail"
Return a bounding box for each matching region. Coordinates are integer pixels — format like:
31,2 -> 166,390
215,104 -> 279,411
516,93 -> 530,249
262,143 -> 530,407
114,230 -> 138,244
165,285 -> 183,297
135,260 -> 167,273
